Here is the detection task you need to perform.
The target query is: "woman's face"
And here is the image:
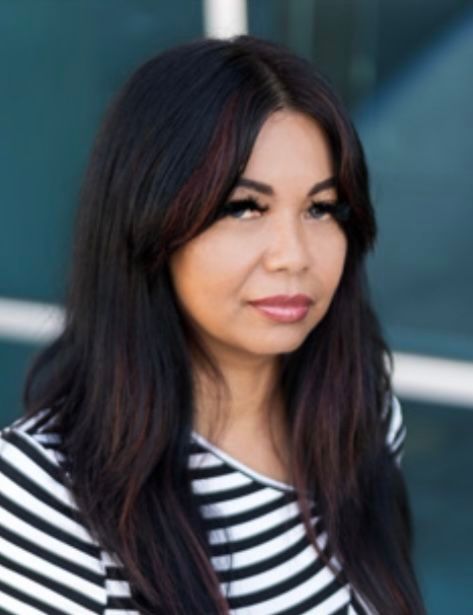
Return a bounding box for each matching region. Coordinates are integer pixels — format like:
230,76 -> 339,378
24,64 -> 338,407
169,110 -> 348,361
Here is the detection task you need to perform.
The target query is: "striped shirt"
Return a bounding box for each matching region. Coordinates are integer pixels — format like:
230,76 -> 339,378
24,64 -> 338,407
0,395 -> 406,615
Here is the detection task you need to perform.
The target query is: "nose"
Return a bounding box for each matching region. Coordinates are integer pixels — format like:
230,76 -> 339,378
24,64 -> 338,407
262,214 -> 311,273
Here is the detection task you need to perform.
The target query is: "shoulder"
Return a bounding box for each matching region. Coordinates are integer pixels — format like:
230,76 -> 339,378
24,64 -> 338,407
1,409 -> 68,482
381,392 -> 407,466
0,410 -> 110,613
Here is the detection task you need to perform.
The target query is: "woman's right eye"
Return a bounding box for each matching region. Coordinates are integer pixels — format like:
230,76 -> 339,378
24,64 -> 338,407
218,198 -> 267,219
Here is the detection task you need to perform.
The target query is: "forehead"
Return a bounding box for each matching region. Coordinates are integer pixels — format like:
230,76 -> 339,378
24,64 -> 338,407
237,110 -> 335,194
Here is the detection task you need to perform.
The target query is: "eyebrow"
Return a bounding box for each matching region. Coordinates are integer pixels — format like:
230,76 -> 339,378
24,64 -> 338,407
234,175 -> 337,197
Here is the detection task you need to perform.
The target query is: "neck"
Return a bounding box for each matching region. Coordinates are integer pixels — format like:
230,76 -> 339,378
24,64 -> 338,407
191,351 -> 287,446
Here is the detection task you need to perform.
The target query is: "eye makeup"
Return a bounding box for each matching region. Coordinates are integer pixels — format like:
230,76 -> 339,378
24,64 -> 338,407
217,196 -> 351,222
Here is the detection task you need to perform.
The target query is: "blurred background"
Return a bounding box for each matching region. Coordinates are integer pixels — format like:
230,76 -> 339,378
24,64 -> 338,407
0,0 -> 472,612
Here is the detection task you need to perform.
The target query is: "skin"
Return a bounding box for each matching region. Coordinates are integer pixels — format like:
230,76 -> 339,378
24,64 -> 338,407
168,110 -> 347,482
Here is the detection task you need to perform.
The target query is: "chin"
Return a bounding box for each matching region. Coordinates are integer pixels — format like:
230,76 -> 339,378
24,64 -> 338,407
244,332 -> 311,356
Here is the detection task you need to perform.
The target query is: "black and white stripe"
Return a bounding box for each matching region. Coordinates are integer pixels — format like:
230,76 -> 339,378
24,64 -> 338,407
382,392 -> 407,466
0,394 -> 405,614
188,435 -> 355,614
0,416 -> 106,614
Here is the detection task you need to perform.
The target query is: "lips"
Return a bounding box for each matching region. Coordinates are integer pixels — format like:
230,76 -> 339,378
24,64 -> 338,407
248,294 -> 313,308
248,294 -> 313,323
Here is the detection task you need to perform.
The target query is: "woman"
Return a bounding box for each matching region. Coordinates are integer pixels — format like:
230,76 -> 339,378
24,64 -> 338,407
0,35 -> 425,614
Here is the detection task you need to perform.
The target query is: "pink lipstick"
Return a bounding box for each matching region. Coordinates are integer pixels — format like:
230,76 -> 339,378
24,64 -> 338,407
248,294 -> 313,323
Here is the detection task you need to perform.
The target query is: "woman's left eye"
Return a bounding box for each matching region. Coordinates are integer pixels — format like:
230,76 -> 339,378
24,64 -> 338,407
308,202 -> 336,219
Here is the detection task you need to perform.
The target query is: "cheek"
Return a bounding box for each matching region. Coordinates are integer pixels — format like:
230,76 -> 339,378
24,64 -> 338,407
169,235 -> 250,317
310,231 -> 347,297
326,234 -> 347,283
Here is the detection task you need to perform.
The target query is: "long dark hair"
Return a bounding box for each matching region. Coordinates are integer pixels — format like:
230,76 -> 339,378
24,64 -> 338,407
21,35 -> 425,614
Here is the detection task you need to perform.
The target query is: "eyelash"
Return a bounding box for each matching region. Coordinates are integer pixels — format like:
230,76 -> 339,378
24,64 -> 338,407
218,197 -> 350,222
